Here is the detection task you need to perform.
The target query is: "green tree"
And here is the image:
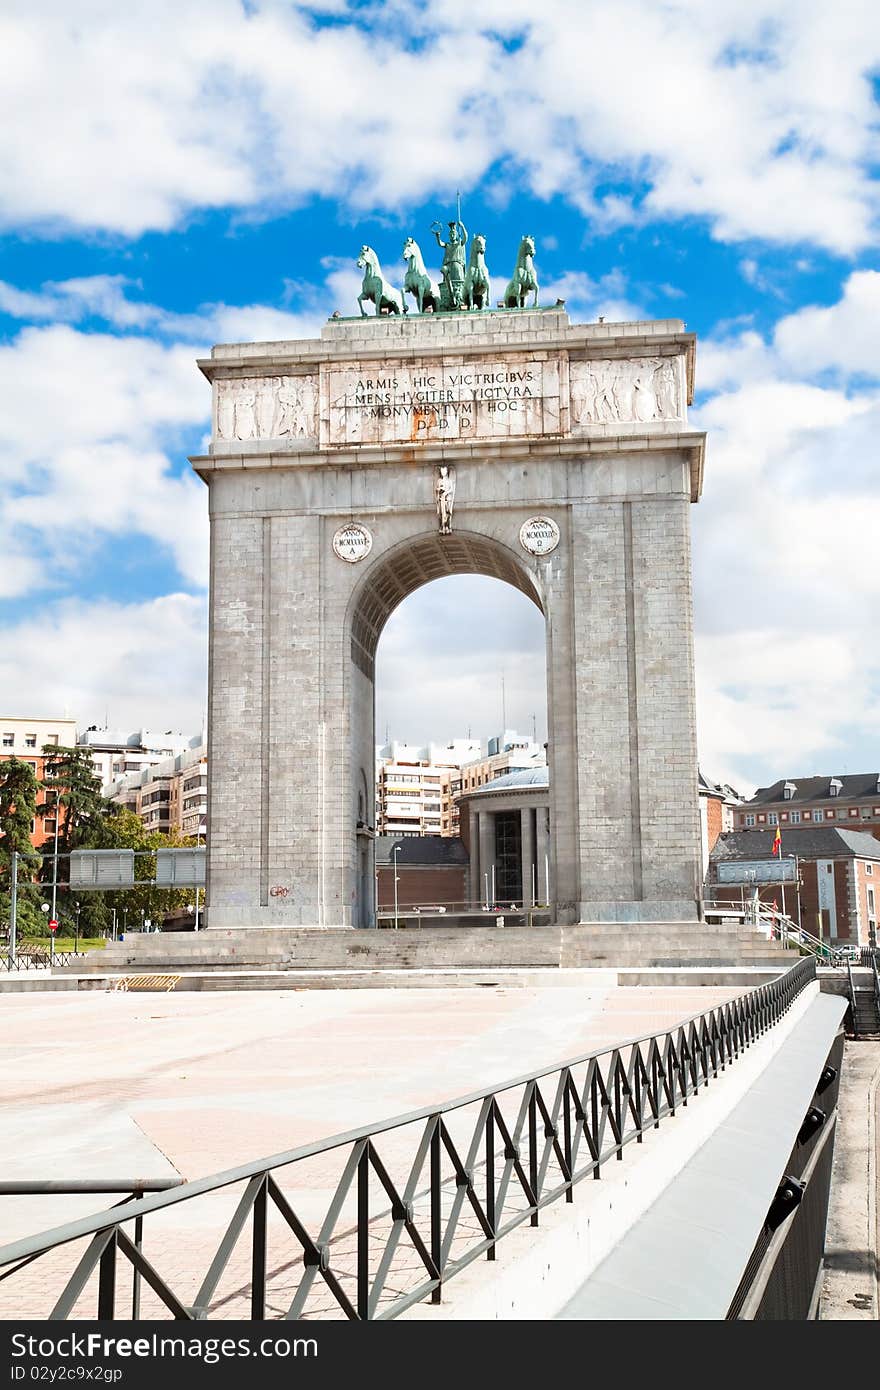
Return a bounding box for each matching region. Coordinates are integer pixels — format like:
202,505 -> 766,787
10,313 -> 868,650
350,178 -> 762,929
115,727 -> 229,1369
40,745 -> 107,853
0,759 -> 43,939
98,808 -> 195,933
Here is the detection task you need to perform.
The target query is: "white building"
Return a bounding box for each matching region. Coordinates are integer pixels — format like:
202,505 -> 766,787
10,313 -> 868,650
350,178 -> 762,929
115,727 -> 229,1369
78,727 -> 200,785
376,739 -> 482,837
105,743 -> 208,839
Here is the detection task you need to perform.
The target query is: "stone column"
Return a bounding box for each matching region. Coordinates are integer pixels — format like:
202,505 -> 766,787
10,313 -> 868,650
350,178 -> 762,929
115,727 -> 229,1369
535,805 -> 550,906
521,806 -> 535,908
479,811 -> 495,907
468,805 -> 480,907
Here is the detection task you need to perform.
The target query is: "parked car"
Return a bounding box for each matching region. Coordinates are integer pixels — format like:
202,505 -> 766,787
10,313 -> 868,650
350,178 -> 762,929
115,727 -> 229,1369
833,944 -> 861,962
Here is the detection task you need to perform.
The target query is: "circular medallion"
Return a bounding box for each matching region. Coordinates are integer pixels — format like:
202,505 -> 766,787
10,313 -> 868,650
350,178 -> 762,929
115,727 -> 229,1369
332,523 -> 373,563
519,516 -> 560,556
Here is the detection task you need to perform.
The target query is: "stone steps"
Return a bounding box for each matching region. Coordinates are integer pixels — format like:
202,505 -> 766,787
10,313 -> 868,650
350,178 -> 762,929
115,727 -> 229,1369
64,922 -> 794,976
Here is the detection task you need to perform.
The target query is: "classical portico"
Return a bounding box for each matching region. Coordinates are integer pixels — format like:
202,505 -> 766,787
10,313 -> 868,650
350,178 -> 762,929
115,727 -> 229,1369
461,769 -> 552,910
192,304 -> 706,929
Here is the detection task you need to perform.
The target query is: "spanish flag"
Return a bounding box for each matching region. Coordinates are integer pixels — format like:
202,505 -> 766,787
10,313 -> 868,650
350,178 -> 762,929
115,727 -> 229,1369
771,825 -> 782,857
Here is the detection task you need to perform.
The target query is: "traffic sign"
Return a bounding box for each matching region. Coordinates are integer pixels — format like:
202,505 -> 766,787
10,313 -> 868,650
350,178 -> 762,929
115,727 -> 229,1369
48,919 -> 58,932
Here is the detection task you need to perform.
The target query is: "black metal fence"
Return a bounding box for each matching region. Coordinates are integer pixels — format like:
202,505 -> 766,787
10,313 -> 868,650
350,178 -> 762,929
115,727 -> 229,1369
0,947 -> 83,970
0,957 -> 816,1321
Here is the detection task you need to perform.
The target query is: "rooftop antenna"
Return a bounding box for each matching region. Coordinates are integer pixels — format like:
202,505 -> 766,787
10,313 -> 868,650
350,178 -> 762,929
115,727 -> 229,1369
532,712 -> 537,742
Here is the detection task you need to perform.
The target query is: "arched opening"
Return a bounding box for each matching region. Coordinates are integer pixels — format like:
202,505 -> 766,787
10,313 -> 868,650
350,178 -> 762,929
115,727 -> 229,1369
347,531 -> 548,928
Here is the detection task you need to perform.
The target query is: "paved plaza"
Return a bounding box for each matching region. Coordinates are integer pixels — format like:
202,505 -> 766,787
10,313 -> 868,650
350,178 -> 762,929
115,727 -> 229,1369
1,981 -> 741,1318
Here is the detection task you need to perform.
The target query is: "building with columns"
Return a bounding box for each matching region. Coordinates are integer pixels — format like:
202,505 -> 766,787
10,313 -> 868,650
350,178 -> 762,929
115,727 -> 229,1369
459,768 -> 551,909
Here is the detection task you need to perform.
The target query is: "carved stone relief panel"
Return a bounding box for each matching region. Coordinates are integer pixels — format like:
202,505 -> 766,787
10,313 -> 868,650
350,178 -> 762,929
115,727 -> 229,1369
569,357 -> 683,427
215,375 -> 319,443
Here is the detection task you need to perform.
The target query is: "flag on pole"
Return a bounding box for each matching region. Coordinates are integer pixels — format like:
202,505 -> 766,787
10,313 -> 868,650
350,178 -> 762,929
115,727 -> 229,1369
771,825 -> 782,857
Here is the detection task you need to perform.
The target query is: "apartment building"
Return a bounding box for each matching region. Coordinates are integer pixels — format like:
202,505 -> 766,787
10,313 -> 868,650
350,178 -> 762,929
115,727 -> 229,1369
457,731 -> 546,795
77,727 -> 197,785
0,716 -> 77,848
106,744 -> 207,839
375,739 -> 481,837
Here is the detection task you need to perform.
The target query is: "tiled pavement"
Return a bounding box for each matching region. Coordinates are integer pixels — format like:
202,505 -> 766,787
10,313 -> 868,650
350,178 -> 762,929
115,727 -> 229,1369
0,981 -> 742,1319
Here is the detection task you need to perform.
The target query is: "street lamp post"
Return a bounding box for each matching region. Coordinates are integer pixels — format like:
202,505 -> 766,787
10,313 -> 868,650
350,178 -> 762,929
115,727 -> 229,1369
49,794 -> 60,961
9,851 -> 18,966
74,901 -> 81,953
392,844 -> 400,929
40,902 -> 52,962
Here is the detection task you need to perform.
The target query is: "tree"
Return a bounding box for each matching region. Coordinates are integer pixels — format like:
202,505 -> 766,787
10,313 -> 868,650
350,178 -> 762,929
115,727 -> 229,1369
0,759 -> 43,939
98,808 -> 195,932
40,745 -> 107,853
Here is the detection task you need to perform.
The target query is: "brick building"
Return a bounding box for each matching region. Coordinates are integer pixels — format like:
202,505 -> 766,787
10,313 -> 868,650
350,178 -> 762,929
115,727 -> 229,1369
0,716 -> 77,849
734,774 -> 880,842
708,827 -> 880,946
375,835 -> 469,914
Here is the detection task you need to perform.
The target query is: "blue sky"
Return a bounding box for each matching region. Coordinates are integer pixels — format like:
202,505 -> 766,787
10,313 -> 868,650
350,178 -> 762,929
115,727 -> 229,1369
1,0 -> 879,791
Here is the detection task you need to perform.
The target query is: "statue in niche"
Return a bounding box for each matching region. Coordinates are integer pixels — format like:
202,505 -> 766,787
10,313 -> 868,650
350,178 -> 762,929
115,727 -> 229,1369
434,464 -> 456,534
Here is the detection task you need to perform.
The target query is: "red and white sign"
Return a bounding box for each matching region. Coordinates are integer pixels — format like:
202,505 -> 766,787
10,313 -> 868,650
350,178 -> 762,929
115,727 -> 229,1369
48,919 -> 58,932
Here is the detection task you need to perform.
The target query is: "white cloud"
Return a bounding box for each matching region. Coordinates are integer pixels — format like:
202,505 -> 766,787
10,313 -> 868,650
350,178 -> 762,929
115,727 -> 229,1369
0,274 -> 323,344
691,270 -> 880,786
773,270 -> 880,377
0,324 -> 210,595
1,2 -> 878,251
0,594 -> 208,734
376,576 -> 547,746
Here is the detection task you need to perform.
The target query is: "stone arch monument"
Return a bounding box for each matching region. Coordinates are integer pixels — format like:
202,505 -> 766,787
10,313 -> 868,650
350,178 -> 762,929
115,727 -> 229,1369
192,304 -> 706,929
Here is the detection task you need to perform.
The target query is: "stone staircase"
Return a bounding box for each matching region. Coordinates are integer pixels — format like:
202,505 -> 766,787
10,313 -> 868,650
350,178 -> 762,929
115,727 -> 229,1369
64,921 -> 793,979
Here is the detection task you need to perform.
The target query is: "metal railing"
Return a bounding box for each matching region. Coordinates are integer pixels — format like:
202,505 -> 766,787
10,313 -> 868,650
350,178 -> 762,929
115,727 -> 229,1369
0,957 -> 815,1322
0,948 -> 84,971
845,958 -> 859,1038
0,1180 -> 183,1319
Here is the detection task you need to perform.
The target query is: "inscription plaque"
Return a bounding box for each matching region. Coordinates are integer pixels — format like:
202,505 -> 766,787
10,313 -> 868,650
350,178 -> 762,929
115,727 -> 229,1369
332,523 -> 373,563
520,516 -> 560,555
323,355 -> 563,446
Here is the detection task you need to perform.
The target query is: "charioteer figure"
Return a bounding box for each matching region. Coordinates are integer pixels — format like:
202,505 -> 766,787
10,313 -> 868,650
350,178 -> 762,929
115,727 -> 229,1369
431,218 -> 468,311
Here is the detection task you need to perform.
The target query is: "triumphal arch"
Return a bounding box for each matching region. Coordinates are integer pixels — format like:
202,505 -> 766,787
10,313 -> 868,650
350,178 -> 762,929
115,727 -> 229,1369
192,230 -> 706,930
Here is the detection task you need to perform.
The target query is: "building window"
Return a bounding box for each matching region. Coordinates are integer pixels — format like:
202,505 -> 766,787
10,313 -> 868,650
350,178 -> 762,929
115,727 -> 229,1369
43,818 -> 56,833
2,733 -> 13,747
867,887 -> 875,916
830,778 -> 842,797
745,814 -> 755,827
866,863 -> 873,875
25,734 -> 36,748
757,814 -> 766,824
790,811 -> 801,824
849,808 -> 859,817
768,813 -> 778,825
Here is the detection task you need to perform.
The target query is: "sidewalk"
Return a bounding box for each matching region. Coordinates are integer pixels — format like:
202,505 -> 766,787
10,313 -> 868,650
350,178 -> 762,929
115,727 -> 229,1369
819,1041 -> 880,1319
